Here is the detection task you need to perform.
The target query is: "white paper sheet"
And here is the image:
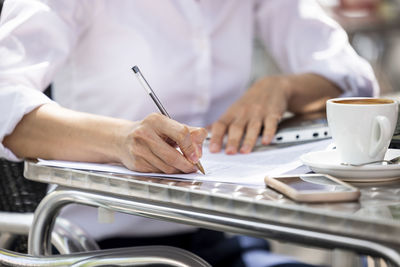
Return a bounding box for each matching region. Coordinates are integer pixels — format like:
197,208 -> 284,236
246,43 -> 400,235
38,139 -> 332,185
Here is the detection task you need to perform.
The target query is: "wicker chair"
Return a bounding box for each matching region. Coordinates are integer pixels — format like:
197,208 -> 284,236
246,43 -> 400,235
0,159 -> 48,252
0,159 -> 100,254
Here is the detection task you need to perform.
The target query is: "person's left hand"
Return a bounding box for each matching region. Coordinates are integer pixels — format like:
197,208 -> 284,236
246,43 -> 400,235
209,76 -> 292,154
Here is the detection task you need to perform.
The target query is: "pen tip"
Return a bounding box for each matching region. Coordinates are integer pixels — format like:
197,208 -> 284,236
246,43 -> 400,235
132,66 -> 139,73
197,162 -> 205,175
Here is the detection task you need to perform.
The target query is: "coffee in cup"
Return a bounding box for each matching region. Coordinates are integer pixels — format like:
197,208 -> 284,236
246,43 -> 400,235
326,97 -> 398,165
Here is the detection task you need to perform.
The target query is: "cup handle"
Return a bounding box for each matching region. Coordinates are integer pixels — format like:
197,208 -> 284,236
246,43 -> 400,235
369,116 -> 391,158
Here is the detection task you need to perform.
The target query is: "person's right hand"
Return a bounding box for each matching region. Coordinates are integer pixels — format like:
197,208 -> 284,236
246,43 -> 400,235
118,113 -> 207,174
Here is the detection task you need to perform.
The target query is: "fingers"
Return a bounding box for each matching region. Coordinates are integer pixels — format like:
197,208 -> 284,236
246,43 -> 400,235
129,113 -> 207,174
209,120 -> 229,153
146,113 -> 201,164
210,116 -> 258,155
147,134 -> 198,173
208,76 -> 289,154
127,124 -> 198,173
225,119 -> 246,154
123,137 -> 164,173
240,119 -> 262,154
189,127 -> 207,158
210,112 -> 280,154
262,115 -> 281,145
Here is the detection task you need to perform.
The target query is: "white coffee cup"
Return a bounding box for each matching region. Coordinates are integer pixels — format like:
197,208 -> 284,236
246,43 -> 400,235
326,97 -> 398,165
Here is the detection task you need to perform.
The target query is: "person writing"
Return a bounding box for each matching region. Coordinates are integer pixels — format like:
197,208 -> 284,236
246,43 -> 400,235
0,0 -> 377,266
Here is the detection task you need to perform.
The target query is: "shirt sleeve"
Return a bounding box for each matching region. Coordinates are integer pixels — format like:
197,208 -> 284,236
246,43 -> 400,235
0,0 -> 91,161
255,0 -> 379,97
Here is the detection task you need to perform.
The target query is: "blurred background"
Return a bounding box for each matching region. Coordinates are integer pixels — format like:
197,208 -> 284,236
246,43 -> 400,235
321,0 -> 400,95
1,0 -> 400,96
254,0 -> 400,96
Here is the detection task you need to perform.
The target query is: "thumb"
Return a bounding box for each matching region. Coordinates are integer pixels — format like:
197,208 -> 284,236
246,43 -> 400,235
189,127 -> 207,157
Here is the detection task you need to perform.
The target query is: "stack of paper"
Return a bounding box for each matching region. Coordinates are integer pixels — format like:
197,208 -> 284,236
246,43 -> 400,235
38,139 -> 331,186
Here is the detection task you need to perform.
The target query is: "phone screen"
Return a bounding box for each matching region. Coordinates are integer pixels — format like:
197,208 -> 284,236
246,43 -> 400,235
276,175 -> 353,192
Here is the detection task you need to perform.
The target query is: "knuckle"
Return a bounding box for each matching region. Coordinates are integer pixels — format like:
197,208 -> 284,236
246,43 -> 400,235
144,112 -> 162,124
131,127 -> 151,143
230,123 -> 244,133
177,126 -> 190,143
129,143 -> 145,158
181,125 -> 190,137
194,127 -> 208,138
254,120 -> 263,127
214,120 -> 228,130
211,125 -> 227,139
131,128 -> 143,140
165,154 -> 180,166
248,121 -> 262,132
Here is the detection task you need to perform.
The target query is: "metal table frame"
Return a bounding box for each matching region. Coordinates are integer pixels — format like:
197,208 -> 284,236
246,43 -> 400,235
24,161 -> 400,266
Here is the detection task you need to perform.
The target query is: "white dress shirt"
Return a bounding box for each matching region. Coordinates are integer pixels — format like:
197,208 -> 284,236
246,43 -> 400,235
0,0 -> 378,239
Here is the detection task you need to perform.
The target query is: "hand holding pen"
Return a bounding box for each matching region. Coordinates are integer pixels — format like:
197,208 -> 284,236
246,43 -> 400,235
132,66 -> 206,174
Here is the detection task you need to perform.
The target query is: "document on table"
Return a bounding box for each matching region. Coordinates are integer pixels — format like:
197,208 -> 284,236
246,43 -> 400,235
37,139 -> 331,186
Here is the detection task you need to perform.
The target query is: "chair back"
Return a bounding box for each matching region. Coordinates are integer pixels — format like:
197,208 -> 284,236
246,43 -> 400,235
0,159 -> 48,252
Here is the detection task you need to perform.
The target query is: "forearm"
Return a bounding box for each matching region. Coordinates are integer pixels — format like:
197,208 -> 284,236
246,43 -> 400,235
3,104 -> 135,163
286,73 -> 342,114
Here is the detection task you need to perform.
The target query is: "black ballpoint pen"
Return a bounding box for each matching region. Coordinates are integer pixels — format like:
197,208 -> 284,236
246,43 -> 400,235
132,65 -> 205,175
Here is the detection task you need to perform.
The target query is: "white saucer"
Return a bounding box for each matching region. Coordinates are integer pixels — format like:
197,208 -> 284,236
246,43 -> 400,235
300,149 -> 400,182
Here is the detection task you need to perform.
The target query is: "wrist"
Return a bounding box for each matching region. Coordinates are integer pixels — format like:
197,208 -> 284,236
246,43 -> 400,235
111,120 -> 139,164
284,73 -> 342,113
279,75 -> 295,103
258,75 -> 294,102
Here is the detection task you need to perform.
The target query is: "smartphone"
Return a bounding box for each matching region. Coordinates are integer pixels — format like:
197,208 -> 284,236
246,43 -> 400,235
264,174 -> 360,202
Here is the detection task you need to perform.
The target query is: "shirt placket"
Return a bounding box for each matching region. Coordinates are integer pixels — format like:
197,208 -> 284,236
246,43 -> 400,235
193,26 -> 211,113
176,1 -> 211,117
